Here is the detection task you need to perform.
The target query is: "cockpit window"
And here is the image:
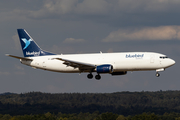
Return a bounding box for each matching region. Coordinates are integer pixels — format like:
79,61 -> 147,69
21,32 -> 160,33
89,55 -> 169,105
160,56 -> 168,59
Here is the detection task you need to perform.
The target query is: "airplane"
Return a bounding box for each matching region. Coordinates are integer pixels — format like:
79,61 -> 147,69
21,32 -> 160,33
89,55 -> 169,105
6,29 -> 175,80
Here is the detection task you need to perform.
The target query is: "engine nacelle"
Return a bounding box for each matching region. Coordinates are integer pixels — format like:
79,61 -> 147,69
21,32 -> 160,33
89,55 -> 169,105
111,71 -> 127,76
96,64 -> 113,73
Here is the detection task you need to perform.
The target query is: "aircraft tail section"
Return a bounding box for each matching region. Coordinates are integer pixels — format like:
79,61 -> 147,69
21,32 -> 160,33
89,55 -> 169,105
17,29 -> 55,57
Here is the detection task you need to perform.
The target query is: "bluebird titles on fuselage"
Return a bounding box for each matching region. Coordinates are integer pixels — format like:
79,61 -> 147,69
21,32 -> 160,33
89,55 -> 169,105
126,54 -> 144,59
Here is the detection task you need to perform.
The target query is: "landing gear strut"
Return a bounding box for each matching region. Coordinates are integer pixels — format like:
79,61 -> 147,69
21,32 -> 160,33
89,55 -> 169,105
95,74 -> 101,80
87,73 -> 93,79
156,72 -> 160,77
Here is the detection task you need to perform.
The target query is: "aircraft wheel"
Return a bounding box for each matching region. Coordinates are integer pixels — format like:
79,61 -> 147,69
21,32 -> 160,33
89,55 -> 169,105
95,74 -> 101,80
156,72 -> 160,77
87,74 -> 93,79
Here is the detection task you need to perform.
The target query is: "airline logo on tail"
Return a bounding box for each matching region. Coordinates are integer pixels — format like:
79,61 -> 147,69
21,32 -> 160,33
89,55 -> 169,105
21,38 -> 32,50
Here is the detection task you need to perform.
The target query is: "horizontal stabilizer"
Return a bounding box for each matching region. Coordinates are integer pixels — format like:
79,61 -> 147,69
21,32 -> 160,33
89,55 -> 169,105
6,54 -> 32,61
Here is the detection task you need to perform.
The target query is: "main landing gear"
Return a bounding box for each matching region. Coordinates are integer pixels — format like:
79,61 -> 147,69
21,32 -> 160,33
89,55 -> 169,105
87,73 -> 101,80
156,72 -> 160,77
87,73 -> 93,79
95,74 -> 101,80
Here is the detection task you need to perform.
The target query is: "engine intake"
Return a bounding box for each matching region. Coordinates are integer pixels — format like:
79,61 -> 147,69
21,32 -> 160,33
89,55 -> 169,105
96,64 -> 113,73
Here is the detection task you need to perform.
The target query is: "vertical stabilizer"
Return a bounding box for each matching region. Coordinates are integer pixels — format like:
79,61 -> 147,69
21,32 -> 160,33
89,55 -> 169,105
17,29 -> 55,57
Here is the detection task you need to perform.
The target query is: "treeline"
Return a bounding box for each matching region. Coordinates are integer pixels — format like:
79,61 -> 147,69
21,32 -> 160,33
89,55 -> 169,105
1,112 -> 180,120
0,91 -> 180,116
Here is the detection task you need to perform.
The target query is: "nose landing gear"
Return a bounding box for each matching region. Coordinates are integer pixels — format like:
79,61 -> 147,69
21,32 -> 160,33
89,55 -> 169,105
155,68 -> 164,77
156,72 -> 160,77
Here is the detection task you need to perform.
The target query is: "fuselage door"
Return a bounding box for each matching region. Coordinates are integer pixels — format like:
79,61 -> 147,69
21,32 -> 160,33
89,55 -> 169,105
150,54 -> 155,63
42,61 -> 46,68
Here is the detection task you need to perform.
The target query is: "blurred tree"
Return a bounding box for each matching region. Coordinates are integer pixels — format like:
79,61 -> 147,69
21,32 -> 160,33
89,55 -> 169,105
116,115 -> 127,120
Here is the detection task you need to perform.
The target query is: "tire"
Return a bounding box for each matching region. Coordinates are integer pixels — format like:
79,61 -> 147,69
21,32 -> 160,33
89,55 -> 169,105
87,74 -> 93,79
95,75 -> 101,80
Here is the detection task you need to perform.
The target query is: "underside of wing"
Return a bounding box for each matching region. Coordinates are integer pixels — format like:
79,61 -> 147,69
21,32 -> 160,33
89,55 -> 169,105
54,58 -> 96,72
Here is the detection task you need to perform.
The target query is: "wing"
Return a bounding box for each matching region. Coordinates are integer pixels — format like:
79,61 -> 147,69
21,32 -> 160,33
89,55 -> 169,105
54,58 -> 96,72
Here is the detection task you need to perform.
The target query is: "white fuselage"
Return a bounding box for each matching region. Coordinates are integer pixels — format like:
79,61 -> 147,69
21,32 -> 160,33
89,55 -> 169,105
20,52 -> 175,73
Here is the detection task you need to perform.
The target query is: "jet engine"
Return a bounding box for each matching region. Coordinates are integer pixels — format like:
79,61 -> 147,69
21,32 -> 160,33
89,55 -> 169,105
96,64 -> 113,73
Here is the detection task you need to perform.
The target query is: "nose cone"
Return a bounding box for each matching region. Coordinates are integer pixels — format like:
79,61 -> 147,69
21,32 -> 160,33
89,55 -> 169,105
169,59 -> 175,66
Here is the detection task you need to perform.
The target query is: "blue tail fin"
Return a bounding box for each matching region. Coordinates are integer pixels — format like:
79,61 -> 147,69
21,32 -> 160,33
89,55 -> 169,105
17,29 -> 55,57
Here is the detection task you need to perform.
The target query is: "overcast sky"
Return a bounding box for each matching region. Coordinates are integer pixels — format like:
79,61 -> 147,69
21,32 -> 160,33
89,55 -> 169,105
1,0 -> 180,93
